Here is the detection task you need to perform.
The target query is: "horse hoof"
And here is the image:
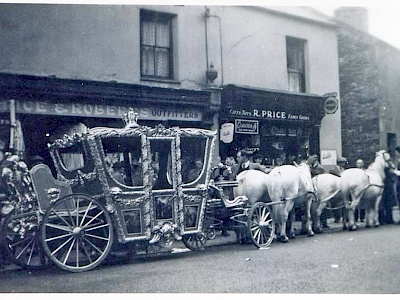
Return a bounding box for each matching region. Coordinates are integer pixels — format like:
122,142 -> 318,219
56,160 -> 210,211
307,231 -> 314,237
278,236 -> 289,243
374,223 -> 380,228
314,228 -> 323,234
349,225 -> 357,231
289,233 -> 296,239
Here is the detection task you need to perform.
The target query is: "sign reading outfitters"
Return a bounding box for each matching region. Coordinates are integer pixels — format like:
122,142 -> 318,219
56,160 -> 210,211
235,119 -> 259,135
0,99 -> 203,122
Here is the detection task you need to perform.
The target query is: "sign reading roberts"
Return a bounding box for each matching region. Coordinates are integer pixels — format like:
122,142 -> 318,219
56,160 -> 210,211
0,99 -> 202,121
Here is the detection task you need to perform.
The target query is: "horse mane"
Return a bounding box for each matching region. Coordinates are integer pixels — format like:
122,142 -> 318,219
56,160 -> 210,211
366,151 -> 387,179
297,162 -> 311,176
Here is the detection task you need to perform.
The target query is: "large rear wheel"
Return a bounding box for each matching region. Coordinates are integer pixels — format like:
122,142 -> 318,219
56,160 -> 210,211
1,213 -> 51,269
41,194 -> 113,272
248,202 -> 274,248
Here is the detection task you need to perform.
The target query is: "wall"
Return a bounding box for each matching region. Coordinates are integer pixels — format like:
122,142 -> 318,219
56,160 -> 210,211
0,4 -> 342,158
338,24 -> 400,165
207,6 -> 341,158
0,4 -> 209,90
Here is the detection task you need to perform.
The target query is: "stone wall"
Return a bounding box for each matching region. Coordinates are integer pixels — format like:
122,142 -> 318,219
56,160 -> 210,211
338,24 -> 400,166
338,26 -> 380,166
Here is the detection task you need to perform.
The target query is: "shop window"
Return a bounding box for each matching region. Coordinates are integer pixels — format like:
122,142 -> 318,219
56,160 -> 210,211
140,10 -> 174,80
286,37 -> 306,93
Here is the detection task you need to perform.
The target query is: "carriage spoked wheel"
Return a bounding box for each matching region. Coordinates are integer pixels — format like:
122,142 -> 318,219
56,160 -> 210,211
248,202 -> 275,248
41,194 -> 113,272
1,213 -> 51,270
182,232 -> 207,251
206,228 -> 216,240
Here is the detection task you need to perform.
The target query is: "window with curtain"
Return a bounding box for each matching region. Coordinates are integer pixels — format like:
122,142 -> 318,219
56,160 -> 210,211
140,10 -> 173,79
286,37 -> 306,93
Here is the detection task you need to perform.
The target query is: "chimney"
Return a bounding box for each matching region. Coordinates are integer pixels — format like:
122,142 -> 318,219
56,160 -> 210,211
334,7 -> 369,32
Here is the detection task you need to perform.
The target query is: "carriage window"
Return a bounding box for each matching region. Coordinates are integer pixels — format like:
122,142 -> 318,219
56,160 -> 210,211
102,137 -> 143,187
58,142 -> 86,171
180,137 -> 207,184
150,139 -> 173,190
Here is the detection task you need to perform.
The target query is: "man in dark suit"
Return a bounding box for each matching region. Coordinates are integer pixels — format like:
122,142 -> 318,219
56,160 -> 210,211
233,150 -> 270,178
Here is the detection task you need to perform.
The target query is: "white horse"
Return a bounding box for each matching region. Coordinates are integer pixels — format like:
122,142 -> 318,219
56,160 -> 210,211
234,164 -> 315,243
339,150 -> 391,231
266,163 -> 315,242
311,173 -> 342,233
234,170 -> 270,204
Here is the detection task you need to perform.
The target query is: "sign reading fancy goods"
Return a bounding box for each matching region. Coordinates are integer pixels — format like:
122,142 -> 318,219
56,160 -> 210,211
235,119 -> 259,134
228,108 -> 310,121
0,99 -> 202,121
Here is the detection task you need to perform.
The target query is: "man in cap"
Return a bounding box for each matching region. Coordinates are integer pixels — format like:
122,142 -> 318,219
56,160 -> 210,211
307,153 -> 325,177
329,157 -> 348,177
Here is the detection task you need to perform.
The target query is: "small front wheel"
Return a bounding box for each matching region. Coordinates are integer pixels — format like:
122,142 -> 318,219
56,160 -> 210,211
248,202 -> 274,248
182,233 -> 207,251
206,228 -> 216,240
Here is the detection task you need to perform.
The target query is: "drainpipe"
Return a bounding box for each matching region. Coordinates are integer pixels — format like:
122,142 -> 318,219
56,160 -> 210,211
204,6 -> 224,85
9,99 -> 16,152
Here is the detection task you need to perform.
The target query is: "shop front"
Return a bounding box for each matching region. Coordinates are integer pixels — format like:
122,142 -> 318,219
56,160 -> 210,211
0,73 -> 213,170
219,85 -> 325,166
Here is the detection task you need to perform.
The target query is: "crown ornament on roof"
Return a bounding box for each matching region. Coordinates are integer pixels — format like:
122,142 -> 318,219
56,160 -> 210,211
123,108 -> 139,128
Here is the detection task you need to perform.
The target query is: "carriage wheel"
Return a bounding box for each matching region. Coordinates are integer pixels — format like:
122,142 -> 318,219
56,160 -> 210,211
41,194 -> 113,272
1,214 -> 51,270
182,232 -> 207,251
206,228 -> 216,240
248,202 -> 275,248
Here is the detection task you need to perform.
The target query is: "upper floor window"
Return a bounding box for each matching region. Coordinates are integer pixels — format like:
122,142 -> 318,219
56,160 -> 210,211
140,10 -> 173,80
286,37 -> 306,93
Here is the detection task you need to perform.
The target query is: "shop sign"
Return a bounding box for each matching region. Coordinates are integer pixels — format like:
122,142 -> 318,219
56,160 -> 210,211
267,126 -> 303,137
0,119 -> 10,126
228,108 -> 311,122
0,100 -> 203,122
321,150 -> 337,165
235,119 -> 258,135
220,123 -> 234,143
324,97 -> 339,114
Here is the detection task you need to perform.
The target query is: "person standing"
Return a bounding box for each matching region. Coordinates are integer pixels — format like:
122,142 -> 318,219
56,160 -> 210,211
380,150 -> 398,224
354,159 -> 366,222
307,154 -> 325,177
328,157 -> 347,177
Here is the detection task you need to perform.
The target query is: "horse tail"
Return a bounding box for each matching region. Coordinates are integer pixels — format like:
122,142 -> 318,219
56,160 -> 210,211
276,167 -> 285,201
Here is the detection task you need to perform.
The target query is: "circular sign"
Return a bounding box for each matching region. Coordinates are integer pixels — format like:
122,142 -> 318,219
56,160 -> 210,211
324,97 -> 339,114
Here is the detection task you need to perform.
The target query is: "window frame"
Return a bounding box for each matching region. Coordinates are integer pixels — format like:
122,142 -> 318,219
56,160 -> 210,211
286,37 -> 306,93
140,10 -> 174,80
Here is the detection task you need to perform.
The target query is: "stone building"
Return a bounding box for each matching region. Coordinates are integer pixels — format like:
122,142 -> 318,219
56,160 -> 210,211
334,7 -> 400,166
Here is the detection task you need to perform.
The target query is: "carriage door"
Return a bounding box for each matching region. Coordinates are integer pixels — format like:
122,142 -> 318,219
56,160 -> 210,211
149,137 -> 178,226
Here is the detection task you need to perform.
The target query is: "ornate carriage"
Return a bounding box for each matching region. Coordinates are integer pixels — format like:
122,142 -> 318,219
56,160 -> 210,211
0,110 -> 274,272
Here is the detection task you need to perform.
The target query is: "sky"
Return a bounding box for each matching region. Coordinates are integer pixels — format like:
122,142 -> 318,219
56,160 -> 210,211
312,2 -> 400,49
4,0 -> 400,49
